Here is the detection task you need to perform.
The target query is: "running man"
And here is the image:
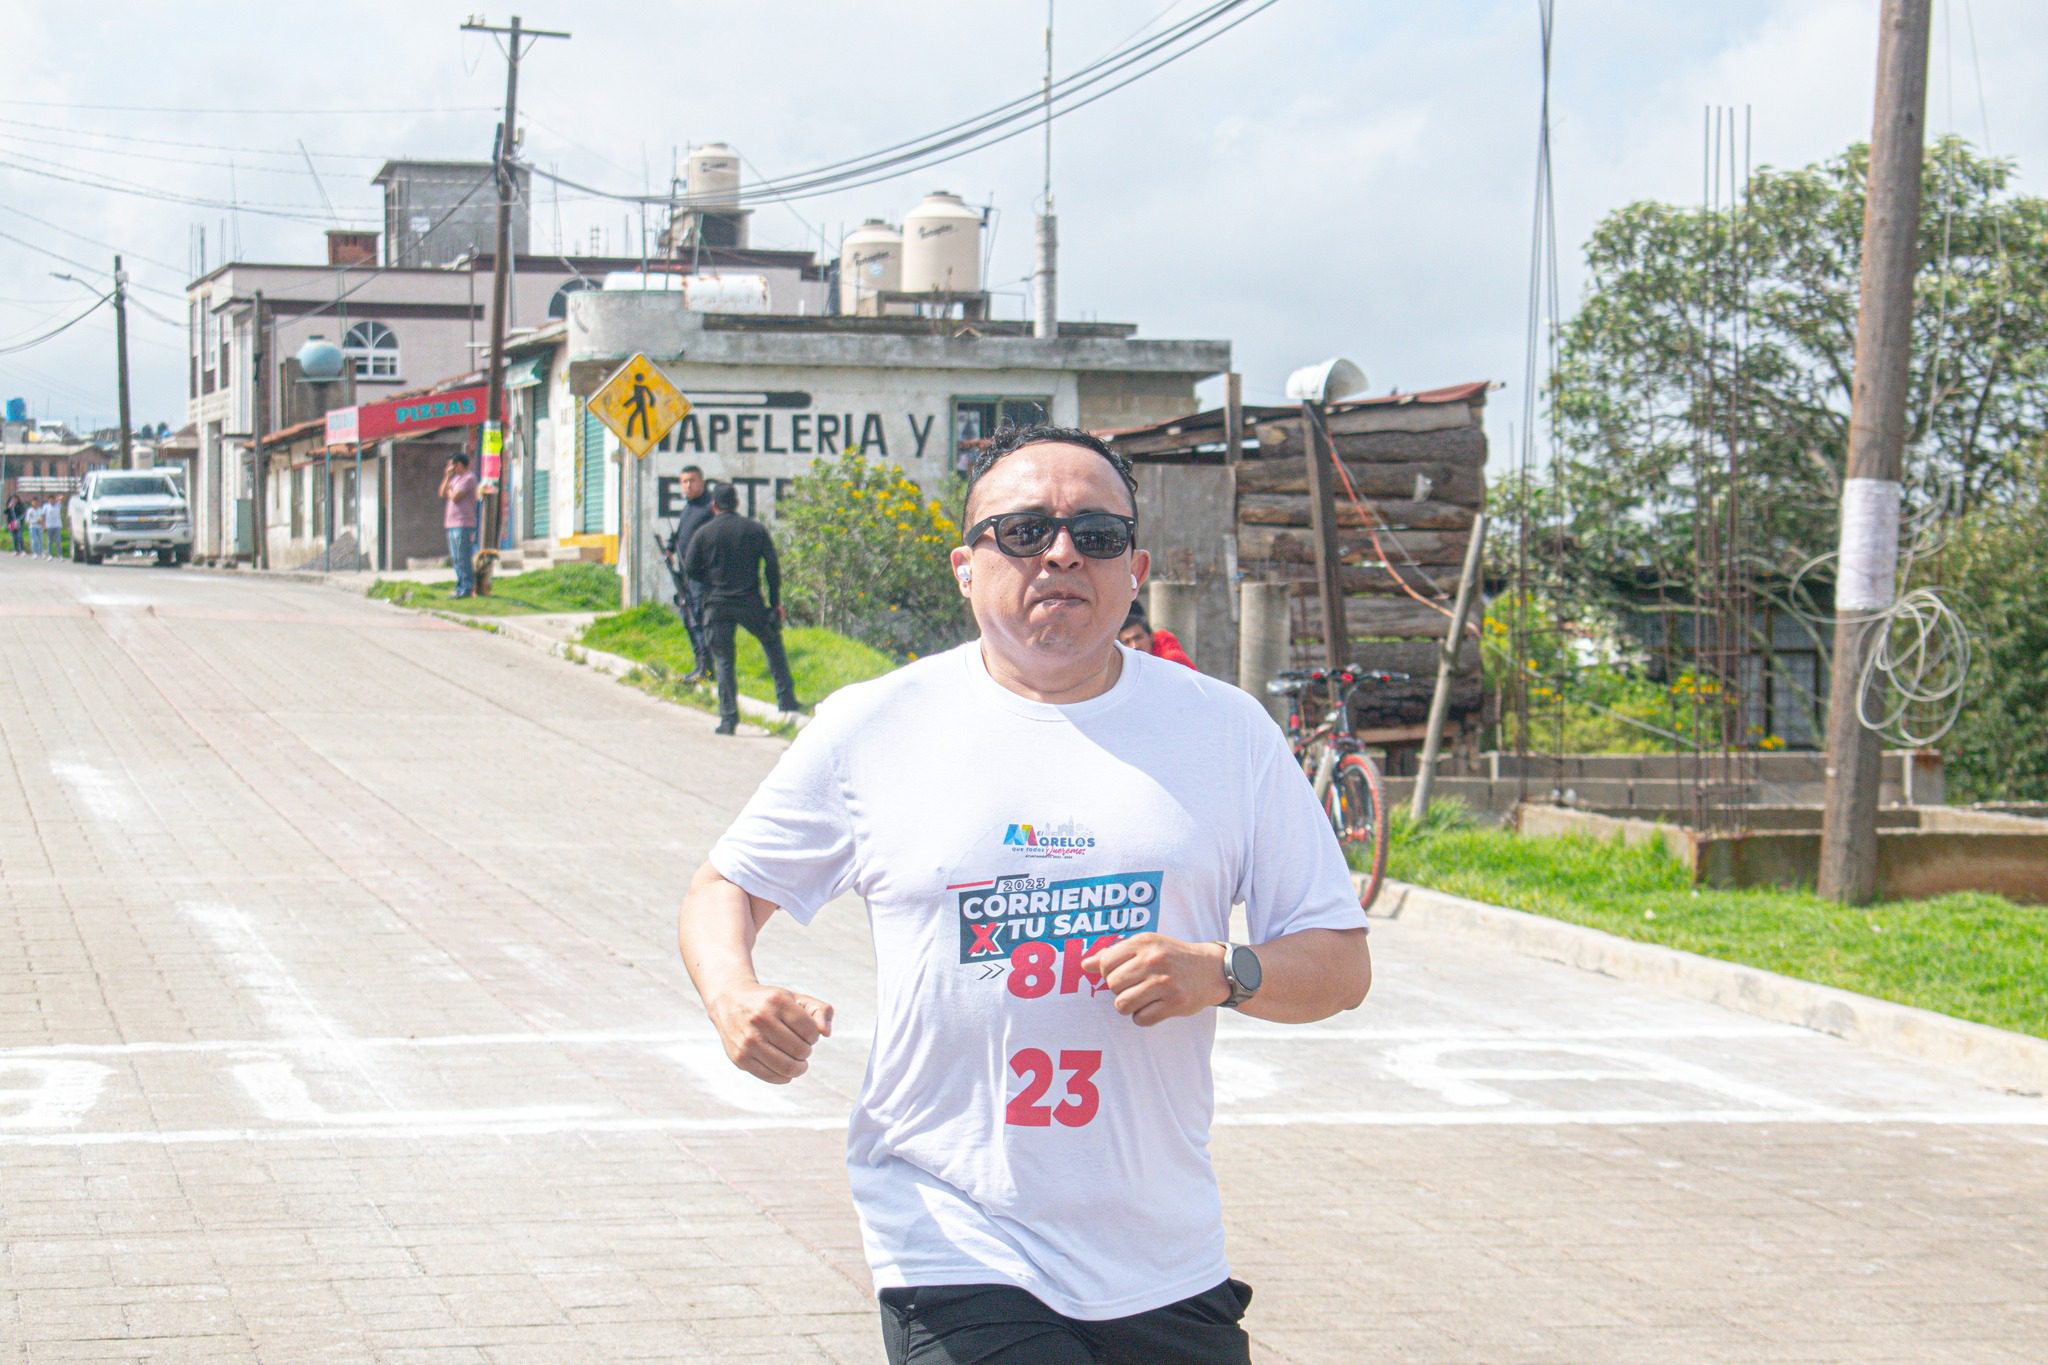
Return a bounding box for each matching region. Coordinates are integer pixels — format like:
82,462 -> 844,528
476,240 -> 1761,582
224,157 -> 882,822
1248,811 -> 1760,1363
679,423 -> 1371,1362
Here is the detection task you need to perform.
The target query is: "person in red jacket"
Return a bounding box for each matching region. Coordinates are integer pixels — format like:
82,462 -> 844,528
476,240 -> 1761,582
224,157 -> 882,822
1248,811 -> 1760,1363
1120,604 -> 1197,669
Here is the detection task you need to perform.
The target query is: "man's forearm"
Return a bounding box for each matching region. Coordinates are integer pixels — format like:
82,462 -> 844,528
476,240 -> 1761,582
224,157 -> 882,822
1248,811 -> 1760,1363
678,862 -> 770,1005
1234,926 -> 1371,1024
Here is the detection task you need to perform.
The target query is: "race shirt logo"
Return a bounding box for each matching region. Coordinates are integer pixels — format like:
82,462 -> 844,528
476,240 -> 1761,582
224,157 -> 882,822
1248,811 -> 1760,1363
954,870 -> 1161,962
999,819 -> 1097,859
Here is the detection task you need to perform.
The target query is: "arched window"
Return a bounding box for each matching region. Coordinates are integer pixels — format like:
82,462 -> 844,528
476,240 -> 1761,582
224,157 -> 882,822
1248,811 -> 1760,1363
548,278 -> 600,319
342,321 -> 399,380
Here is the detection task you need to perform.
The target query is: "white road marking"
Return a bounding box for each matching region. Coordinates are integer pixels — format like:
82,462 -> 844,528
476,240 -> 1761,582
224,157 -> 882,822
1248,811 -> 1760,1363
49,757 -> 142,823
232,1059 -> 604,1128
664,1042 -> 806,1115
1382,1040 -> 1821,1112
181,901 -> 342,1042
1211,1052 -> 1282,1107
0,1105 -> 2044,1149
0,1060 -> 112,1129
0,1023 -> 1786,1061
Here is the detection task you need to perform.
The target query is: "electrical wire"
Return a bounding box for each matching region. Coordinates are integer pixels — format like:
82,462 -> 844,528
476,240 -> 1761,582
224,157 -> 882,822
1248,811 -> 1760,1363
0,155 -> 379,226
0,291 -> 111,357
0,114 -> 381,163
521,0 -> 1276,208
0,98 -> 498,115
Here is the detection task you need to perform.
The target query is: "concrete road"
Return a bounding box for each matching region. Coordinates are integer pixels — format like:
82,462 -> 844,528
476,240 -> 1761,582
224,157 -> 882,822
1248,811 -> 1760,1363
2,556 -> 2044,1363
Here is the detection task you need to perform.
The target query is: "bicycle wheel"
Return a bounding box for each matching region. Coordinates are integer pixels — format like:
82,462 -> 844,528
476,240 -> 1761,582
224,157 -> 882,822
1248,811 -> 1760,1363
1326,752 -> 1389,910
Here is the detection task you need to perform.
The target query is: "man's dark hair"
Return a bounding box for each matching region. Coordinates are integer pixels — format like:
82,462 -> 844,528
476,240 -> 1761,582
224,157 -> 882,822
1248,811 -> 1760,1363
711,482 -> 739,512
962,423 -> 1139,527
681,463 -> 704,478
450,453 -> 470,468
1121,603 -> 1151,633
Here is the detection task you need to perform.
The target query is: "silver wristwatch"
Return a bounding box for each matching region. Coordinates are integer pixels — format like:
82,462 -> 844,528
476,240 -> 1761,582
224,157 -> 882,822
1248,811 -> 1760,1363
1215,941 -> 1263,1009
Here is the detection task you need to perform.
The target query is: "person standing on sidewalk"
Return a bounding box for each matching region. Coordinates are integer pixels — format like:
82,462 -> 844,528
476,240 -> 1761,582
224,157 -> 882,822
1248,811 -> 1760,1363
6,492 -> 26,555
40,496 -> 61,557
438,453 -> 480,599
678,424 -> 1371,1362
26,496 -> 46,557
682,482 -> 801,735
663,464 -> 716,684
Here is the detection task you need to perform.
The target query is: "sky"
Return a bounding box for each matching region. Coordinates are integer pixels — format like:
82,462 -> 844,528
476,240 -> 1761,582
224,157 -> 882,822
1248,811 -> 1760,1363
1,0 -> 2043,469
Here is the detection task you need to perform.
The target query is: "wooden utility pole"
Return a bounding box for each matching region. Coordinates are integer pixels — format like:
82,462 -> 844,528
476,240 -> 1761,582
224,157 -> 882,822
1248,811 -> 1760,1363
1819,0 -> 1931,903
1412,513 -> 1488,822
1299,402 -> 1347,670
462,13 -> 570,592
250,290 -> 268,569
111,256 -> 133,471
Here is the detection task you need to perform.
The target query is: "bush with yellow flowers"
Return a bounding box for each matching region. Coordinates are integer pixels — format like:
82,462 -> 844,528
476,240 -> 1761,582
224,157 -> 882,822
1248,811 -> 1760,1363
777,447 -> 973,659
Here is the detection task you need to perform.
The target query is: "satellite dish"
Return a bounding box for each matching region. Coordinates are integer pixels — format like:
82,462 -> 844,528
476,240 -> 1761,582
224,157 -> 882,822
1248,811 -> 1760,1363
1284,357 -> 1367,404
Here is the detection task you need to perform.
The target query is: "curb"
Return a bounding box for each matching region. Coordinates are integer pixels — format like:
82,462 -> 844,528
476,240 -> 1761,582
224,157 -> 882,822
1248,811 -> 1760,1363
1366,877 -> 2048,1097
424,609 -> 807,734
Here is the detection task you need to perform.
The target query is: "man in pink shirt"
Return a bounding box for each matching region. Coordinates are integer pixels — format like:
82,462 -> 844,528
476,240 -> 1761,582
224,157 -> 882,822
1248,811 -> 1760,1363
438,453 -> 480,598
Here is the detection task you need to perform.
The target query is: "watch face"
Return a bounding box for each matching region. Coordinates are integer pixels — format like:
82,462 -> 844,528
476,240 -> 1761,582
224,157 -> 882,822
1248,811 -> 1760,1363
1230,945 -> 1262,995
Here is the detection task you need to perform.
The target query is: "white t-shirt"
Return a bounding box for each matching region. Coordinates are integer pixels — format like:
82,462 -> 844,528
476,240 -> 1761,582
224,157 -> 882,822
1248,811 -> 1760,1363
710,640 -> 1364,1320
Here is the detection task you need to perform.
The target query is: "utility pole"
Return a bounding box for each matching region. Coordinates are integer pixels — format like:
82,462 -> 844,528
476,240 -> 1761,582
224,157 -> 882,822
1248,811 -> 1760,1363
1033,0 -> 1058,339
112,256 -> 133,471
250,290 -> 268,569
462,13 -> 570,592
1818,0 -> 1931,903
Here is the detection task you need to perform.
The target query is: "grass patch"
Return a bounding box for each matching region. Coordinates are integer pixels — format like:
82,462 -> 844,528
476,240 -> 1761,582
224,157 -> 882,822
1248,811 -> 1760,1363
370,562 -> 620,616
1387,812 -> 2048,1038
579,602 -> 897,708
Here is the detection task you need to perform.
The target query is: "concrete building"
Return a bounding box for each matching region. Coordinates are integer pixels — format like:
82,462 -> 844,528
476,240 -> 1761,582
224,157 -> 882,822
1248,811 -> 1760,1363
186,240 -> 825,563
508,289 -> 1227,609
374,160 -> 529,268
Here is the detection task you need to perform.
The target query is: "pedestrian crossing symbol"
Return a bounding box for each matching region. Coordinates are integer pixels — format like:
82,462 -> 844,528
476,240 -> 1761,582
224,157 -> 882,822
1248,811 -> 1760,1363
589,353 -> 690,459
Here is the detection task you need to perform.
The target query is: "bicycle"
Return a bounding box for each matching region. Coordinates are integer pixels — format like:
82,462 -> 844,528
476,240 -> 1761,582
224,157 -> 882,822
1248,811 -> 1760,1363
1266,666 -> 1409,909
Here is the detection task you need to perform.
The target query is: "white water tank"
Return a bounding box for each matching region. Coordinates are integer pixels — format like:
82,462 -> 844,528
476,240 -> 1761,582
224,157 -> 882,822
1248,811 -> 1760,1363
680,274 -> 770,314
901,191 -> 982,295
684,143 -> 741,209
840,219 -> 902,315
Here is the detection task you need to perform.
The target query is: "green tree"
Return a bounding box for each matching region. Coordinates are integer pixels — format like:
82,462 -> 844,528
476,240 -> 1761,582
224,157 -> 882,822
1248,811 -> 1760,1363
1545,136 -> 2048,620
1940,443 -> 2048,802
776,448 -> 971,660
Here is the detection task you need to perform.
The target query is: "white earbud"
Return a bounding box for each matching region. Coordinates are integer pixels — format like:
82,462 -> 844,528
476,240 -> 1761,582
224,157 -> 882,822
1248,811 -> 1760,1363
957,569 -> 972,586
1130,574 -> 1139,590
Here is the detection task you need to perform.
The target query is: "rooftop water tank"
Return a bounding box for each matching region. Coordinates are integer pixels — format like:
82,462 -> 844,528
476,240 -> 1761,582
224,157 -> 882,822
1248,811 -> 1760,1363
5,397 -> 26,423
840,219 -> 902,315
296,336 -> 346,382
679,274 -> 770,314
901,191 -> 982,295
684,143 -> 742,209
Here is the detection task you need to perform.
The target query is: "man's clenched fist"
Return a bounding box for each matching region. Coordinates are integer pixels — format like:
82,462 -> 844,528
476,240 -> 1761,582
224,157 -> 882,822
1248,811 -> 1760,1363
709,982 -> 835,1083
1081,934 -> 1229,1027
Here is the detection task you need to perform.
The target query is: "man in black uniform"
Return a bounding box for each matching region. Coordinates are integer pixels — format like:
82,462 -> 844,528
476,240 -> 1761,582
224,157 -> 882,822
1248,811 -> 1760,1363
682,482 -> 802,735
662,464 -> 716,683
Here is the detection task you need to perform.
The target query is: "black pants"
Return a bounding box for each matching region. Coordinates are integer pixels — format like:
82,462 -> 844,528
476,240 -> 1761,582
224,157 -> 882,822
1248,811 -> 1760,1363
706,600 -> 799,727
879,1279 -> 1253,1365
673,579 -> 710,675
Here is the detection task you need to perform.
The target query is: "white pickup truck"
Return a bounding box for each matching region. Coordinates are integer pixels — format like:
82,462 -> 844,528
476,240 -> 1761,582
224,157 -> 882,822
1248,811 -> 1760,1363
67,469 -> 193,566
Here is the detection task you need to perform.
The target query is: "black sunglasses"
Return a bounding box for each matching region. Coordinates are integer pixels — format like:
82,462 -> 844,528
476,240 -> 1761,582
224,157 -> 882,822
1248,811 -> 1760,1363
964,511 -> 1137,559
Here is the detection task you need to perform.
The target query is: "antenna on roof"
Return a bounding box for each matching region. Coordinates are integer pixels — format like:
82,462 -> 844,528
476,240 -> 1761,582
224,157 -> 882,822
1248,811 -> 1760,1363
299,140 -> 342,227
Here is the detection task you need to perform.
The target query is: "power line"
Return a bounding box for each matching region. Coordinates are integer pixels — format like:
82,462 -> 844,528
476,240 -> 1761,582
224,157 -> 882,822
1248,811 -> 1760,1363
522,0 -> 1277,208
0,114 -> 382,163
0,202 -> 188,279
0,291 -> 111,357
0,152 -> 378,223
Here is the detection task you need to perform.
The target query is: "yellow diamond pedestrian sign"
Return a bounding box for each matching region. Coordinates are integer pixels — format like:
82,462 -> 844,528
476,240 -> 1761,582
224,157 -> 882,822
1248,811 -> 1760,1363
589,353 -> 690,458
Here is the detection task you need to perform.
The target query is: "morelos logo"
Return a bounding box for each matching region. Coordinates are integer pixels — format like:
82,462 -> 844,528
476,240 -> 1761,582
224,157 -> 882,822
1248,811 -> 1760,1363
1001,821 -> 1096,859
394,396 -> 478,426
